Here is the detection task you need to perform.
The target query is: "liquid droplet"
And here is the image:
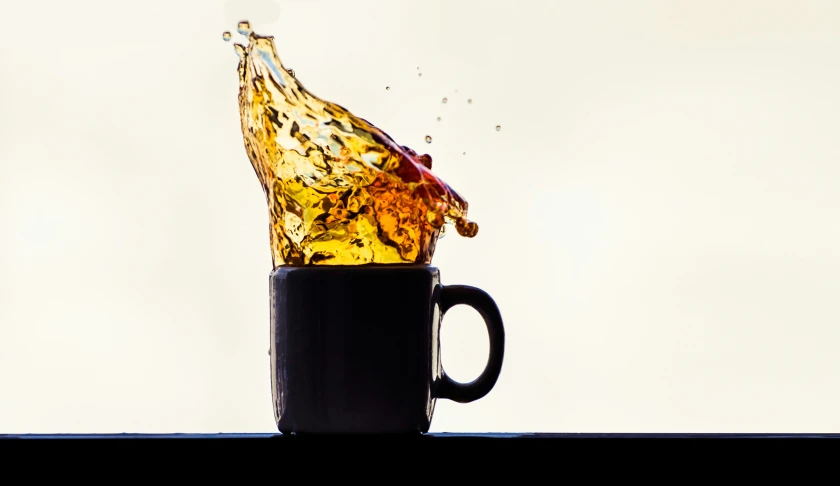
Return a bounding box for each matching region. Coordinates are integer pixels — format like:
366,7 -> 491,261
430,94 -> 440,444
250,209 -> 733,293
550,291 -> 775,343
287,68 -> 295,76
418,73 -> 422,77
441,97 -> 448,104
436,117 -> 441,121
425,135 -> 432,143
417,66 -> 420,70
467,98 -> 473,104
455,218 -> 479,237
496,125 -> 501,131
237,20 -> 252,36
463,152 -> 466,155
386,86 -> 390,90
222,31 -> 232,42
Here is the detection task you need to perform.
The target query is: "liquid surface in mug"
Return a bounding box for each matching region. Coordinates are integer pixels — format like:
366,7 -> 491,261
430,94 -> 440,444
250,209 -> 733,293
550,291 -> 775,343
227,21 -> 478,267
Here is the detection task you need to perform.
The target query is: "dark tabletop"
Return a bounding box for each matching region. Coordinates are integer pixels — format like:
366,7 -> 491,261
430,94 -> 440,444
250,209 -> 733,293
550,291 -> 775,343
3,433 -> 839,439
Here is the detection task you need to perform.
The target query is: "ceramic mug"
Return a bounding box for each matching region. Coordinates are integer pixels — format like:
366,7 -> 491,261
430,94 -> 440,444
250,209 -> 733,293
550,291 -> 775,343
269,264 -> 505,434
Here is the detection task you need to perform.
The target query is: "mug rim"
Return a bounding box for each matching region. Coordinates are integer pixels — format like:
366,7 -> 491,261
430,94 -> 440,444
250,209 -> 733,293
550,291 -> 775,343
271,263 -> 439,271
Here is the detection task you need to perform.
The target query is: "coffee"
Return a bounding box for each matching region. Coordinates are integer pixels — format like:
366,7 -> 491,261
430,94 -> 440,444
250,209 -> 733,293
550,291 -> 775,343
227,22 -> 478,267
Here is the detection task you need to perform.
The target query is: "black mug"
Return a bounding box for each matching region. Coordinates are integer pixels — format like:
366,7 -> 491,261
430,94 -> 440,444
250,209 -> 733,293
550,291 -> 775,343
268,264 -> 505,434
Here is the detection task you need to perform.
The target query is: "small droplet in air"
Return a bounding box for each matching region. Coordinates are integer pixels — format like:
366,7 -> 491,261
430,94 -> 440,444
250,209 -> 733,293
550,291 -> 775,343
237,20 -> 252,35
442,97 -> 448,104
467,98 -> 473,104
222,31 -> 232,42
436,117 -> 441,121
418,73 -> 423,77
287,68 -> 295,76
425,135 -> 432,143
462,152 -> 466,155
496,125 -> 501,131
417,66 -> 420,70
386,86 -> 390,90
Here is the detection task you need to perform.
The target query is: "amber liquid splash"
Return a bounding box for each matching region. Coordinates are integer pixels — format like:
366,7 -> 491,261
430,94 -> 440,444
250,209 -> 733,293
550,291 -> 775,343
231,22 -> 477,267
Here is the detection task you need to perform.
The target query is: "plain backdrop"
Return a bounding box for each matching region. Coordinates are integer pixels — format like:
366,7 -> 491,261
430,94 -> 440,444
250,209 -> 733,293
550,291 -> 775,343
2,0 -> 840,433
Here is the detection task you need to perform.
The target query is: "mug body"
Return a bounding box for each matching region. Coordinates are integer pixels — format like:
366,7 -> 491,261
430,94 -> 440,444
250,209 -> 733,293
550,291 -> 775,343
269,264 -> 443,434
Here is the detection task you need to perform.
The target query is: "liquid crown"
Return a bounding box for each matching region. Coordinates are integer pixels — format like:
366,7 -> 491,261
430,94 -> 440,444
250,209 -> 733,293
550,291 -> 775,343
233,25 -> 478,266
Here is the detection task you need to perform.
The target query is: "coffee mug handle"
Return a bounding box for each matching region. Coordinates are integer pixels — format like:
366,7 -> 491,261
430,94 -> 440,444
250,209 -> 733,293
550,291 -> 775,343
436,285 -> 505,403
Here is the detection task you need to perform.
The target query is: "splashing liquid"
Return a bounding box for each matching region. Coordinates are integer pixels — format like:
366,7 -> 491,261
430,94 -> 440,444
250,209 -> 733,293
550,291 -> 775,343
231,24 -> 478,267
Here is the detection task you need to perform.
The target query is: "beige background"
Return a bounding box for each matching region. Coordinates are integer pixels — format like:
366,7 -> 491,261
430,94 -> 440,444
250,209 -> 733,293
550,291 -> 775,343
2,0 -> 840,433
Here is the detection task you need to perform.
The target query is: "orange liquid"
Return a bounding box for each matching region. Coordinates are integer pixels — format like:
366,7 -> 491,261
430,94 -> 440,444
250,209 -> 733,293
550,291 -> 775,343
231,23 -> 477,267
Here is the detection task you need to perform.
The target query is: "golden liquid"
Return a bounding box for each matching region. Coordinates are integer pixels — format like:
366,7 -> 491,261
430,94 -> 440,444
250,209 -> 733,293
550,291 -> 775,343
231,24 -> 478,267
